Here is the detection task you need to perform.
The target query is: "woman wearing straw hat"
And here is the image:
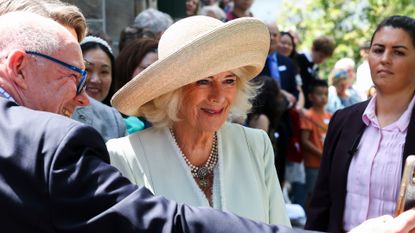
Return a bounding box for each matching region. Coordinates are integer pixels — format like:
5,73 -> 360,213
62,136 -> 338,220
106,15 -> 290,225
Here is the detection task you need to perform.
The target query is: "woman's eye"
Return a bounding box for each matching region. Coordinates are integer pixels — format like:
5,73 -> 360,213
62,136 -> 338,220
394,50 -> 405,56
196,79 -> 209,85
224,78 -> 236,85
372,48 -> 383,54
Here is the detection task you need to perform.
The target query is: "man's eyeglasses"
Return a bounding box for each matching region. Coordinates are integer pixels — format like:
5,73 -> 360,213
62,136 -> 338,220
25,51 -> 87,95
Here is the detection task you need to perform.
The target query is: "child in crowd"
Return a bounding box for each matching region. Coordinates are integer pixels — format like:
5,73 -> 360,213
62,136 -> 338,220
300,79 -> 332,210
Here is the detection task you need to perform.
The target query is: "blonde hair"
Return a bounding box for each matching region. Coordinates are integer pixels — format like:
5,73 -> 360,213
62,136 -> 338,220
140,76 -> 258,129
42,0 -> 87,42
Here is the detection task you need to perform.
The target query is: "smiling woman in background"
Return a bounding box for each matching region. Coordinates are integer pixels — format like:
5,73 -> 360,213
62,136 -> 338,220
80,35 -> 115,106
72,35 -> 126,141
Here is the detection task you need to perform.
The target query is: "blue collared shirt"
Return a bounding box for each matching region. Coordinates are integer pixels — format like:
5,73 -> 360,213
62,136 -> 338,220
267,52 -> 281,86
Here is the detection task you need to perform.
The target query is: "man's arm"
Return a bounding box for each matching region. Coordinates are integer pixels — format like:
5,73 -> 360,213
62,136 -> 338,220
48,124 -> 311,233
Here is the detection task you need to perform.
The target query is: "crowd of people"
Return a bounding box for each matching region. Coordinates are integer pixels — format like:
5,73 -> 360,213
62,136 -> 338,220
1,0 -> 415,232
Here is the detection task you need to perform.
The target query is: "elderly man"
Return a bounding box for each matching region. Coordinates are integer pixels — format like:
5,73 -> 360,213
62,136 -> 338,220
0,0 -> 127,141
0,11 -> 414,233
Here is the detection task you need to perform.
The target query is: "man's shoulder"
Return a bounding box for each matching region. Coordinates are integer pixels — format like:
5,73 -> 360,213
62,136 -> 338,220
0,98 -> 98,143
0,99 -> 108,163
296,53 -> 307,60
1,98 -> 78,126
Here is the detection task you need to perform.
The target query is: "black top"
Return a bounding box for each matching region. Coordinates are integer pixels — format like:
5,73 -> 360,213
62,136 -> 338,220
296,53 -> 318,108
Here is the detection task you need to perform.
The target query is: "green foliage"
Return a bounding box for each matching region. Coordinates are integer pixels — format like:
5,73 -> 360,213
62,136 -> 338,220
277,0 -> 415,79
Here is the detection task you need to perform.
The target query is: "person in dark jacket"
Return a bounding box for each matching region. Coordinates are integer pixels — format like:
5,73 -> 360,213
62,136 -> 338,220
306,15 -> 415,233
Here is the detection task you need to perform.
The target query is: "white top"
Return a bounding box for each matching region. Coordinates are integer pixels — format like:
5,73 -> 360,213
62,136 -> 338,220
106,122 -> 290,226
355,60 -> 373,100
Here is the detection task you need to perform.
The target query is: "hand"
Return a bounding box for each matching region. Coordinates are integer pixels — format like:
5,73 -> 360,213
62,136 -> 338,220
349,209 -> 415,233
281,90 -> 296,109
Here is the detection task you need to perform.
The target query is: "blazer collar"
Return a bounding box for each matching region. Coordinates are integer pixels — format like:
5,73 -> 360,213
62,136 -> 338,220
346,98 -> 415,173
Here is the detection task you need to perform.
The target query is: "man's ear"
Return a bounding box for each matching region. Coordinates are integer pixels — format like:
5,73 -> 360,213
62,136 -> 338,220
7,50 -> 28,90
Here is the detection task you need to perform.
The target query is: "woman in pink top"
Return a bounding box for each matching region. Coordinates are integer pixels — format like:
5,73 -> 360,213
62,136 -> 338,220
306,15 -> 415,233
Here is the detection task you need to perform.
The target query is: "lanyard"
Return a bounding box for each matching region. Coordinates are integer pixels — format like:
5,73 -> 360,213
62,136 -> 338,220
0,87 -> 15,101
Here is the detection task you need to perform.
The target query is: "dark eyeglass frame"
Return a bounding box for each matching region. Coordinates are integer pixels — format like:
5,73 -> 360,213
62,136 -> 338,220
25,51 -> 87,95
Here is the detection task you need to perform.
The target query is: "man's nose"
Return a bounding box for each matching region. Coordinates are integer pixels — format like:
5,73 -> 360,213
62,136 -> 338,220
75,91 -> 90,107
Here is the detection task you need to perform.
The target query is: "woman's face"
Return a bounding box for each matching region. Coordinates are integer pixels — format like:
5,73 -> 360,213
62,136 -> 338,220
177,71 -> 238,133
132,51 -> 158,78
186,0 -> 199,16
277,34 -> 294,57
369,26 -> 415,95
83,48 -> 112,102
335,78 -> 349,97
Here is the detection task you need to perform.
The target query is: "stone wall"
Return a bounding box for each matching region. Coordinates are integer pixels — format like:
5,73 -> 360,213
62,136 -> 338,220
64,0 -> 157,54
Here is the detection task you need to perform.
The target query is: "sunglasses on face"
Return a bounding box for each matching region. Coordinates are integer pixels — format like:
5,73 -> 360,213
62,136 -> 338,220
25,51 -> 87,95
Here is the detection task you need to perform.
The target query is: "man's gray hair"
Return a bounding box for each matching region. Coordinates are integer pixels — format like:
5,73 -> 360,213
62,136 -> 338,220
0,12 -> 60,56
133,8 -> 173,34
0,0 -> 49,16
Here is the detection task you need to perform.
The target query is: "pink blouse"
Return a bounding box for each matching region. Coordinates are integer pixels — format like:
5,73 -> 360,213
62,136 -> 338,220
343,95 -> 415,231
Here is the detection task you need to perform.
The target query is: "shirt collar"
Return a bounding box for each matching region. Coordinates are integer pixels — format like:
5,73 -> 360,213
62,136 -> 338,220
362,94 -> 415,132
268,52 -> 279,62
304,51 -> 313,63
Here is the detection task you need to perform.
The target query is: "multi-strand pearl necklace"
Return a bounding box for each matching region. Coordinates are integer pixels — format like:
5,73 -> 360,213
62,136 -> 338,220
169,128 -> 218,189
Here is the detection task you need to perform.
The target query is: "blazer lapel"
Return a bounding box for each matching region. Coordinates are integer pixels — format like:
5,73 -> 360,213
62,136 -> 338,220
402,103 -> 415,172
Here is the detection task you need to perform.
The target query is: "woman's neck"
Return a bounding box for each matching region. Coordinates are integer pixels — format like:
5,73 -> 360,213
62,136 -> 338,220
376,88 -> 415,128
171,123 -> 215,166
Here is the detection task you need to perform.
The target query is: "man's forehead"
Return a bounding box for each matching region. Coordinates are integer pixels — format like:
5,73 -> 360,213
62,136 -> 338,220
60,26 -> 84,68
56,44 -> 84,69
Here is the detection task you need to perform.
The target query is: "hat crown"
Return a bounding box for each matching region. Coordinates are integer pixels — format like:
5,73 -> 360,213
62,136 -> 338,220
158,16 -> 223,59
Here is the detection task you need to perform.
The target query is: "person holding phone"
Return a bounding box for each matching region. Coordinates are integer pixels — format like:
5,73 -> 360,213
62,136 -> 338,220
306,15 -> 415,233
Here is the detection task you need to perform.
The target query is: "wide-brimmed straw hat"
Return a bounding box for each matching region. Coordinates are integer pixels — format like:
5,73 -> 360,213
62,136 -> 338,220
111,15 -> 270,116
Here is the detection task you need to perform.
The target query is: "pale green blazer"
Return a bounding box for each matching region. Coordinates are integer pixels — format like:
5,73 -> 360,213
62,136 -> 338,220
106,122 -> 290,226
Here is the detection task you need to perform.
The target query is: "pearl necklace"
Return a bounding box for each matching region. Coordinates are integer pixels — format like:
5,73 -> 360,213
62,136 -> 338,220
169,128 -> 218,189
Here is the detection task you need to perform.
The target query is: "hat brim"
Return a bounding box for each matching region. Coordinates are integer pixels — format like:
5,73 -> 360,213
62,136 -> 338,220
111,17 -> 270,116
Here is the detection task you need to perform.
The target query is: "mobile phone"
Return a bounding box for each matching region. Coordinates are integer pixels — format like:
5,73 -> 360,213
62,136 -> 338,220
395,155 -> 415,216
